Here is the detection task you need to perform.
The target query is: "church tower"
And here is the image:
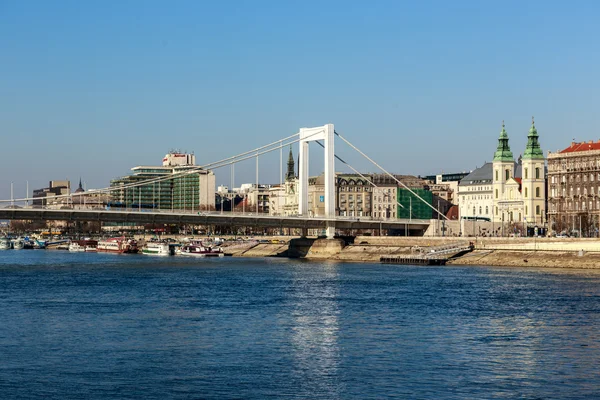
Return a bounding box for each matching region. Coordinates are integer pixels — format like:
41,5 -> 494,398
283,146 -> 299,216
493,122 -> 514,223
286,146 -> 296,181
521,117 -> 545,227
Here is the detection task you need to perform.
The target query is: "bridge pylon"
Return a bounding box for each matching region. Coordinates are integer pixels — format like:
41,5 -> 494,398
297,123 -> 335,239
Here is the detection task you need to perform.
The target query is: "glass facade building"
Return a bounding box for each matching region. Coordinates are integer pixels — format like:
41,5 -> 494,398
110,165 -> 215,211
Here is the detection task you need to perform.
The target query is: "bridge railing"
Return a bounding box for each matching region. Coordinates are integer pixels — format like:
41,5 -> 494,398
1,205 -> 430,224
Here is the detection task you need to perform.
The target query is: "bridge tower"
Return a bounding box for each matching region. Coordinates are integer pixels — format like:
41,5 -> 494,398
298,124 -> 335,239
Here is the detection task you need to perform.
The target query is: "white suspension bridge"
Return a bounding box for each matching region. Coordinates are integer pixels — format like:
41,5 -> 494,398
0,124 -> 447,237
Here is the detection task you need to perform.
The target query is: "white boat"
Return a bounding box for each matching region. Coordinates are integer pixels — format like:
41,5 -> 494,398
142,242 -> 173,256
12,238 -> 25,250
69,240 -> 98,252
180,241 -> 224,257
0,237 -> 11,250
69,242 -> 85,252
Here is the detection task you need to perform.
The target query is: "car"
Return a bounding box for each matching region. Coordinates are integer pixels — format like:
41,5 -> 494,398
556,233 -> 569,238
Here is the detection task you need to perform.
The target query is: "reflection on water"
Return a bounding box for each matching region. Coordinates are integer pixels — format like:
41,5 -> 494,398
0,252 -> 599,399
289,263 -> 341,398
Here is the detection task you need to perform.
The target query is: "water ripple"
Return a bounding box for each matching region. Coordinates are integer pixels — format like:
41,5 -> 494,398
0,252 -> 599,399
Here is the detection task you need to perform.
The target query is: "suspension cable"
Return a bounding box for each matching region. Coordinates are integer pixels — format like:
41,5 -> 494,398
313,141 -> 417,219
0,129 -> 324,203
334,131 -> 448,220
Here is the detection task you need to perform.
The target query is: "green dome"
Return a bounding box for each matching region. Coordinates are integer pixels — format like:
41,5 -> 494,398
522,117 -> 544,160
493,122 -> 514,162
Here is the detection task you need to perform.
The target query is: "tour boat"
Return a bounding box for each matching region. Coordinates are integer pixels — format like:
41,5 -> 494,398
97,237 -> 139,254
0,237 -> 11,250
180,240 -> 224,257
142,242 -> 174,256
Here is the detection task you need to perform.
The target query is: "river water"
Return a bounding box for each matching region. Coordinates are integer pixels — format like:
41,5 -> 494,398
0,251 -> 599,399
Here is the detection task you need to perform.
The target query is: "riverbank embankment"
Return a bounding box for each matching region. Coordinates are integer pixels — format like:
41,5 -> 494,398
207,235 -> 600,268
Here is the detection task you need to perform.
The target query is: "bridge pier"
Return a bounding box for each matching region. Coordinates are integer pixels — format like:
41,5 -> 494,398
326,222 -> 335,240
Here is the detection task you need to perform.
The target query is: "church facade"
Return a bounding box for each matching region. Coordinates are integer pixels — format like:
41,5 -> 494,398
458,119 -> 546,233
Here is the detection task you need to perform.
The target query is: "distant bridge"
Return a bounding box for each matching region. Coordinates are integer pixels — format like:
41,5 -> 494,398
0,123 -> 446,236
0,208 -> 430,232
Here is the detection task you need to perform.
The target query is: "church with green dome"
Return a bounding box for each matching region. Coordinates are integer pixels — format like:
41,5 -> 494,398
493,118 -> 546,228
458,118 -> 546,235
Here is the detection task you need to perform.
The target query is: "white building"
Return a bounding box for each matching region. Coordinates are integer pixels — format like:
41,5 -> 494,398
457,163 -> 494,221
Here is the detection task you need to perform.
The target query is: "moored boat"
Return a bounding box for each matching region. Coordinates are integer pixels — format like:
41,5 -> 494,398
97,237 -> 139,254
69,239 -> 98,252
0,237 -> 11,250
68,241 -> 85,252
12,238 -> 25,250
142,242 -> 174,256
180,240 -> 224,257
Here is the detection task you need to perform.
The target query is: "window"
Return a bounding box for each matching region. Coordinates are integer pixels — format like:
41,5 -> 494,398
535,187 -> 540,198
495,189 -> 498,199
505,169 -> 510,180
479,206 -> 482,215
495,170 -> 499,180
472,207 -> 476,216
524,168 -> 528,179
536,205 -> 540,215
525,205 -> 528,215
525,187 -> 528,198
485,206 -> 488,215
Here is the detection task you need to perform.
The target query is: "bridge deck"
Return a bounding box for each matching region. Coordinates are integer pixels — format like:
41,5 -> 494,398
0,208 -> 430,230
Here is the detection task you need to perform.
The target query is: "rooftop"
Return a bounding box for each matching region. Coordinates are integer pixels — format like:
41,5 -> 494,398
560,140 -> 600,154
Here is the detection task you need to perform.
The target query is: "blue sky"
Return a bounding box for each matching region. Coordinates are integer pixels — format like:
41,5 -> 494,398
1,0 -> 599,200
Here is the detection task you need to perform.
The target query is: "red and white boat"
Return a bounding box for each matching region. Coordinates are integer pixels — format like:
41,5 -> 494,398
97,237 -> 139,254
180,240 -> 224,257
